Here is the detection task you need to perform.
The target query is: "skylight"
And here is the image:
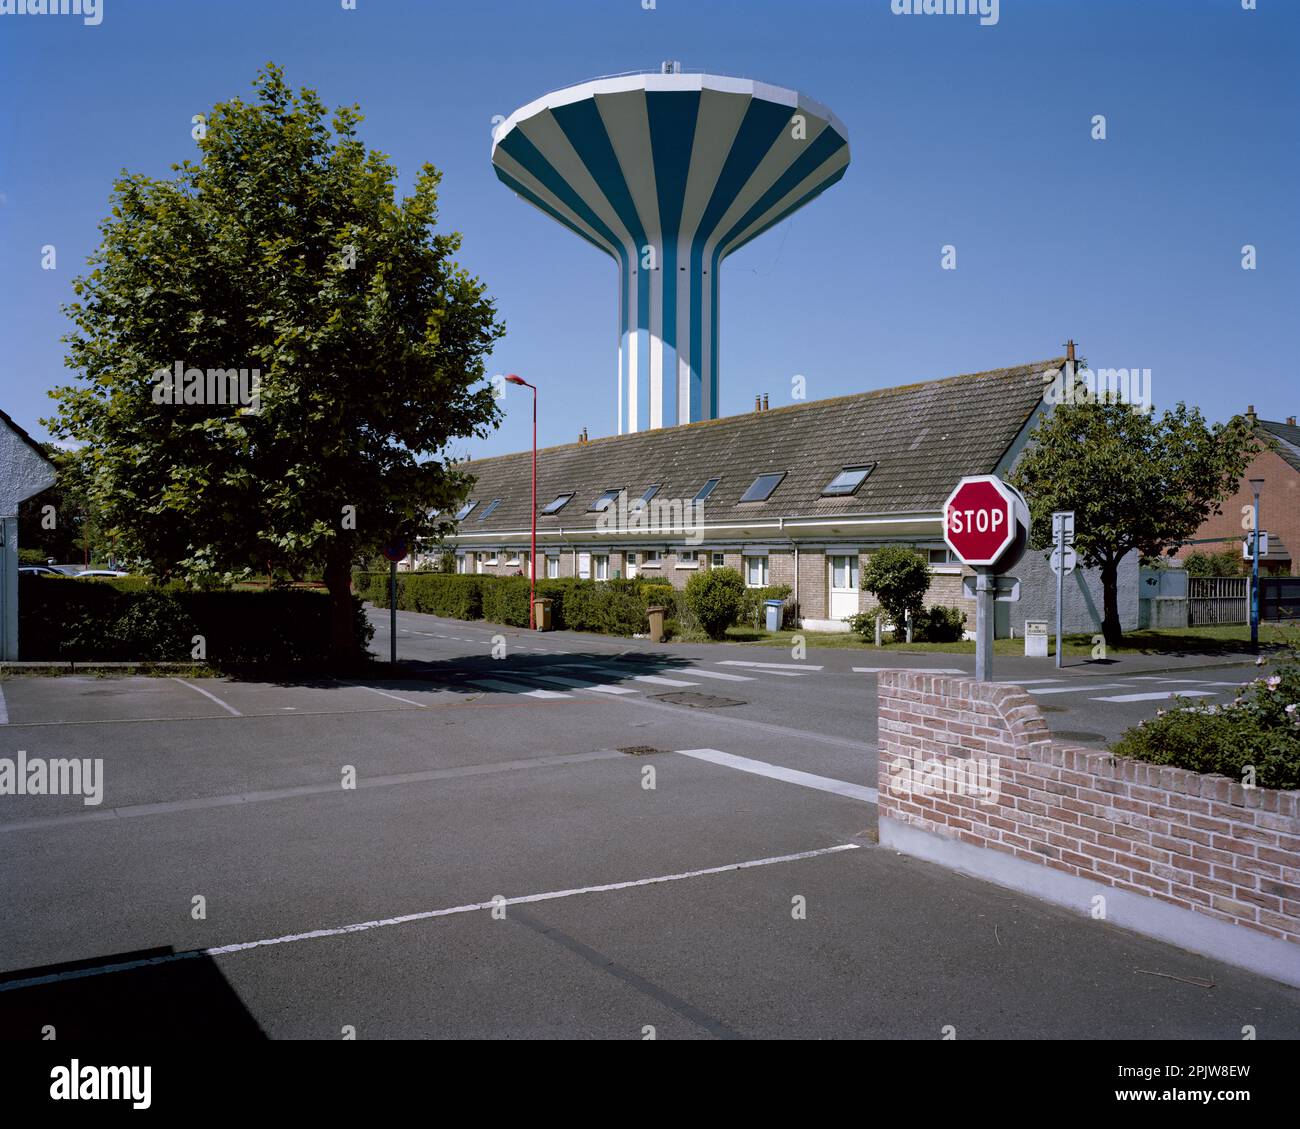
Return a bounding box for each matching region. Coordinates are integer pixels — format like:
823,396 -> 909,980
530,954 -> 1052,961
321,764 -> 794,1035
588,488 -> 623,512
694,477 -> 721,502
635,484 -> 662,508
541,493 -> 573,515
454,500 -> 478,520
478,498 -> 502,521
739,472 -> 786,503
821,465 -> 874,497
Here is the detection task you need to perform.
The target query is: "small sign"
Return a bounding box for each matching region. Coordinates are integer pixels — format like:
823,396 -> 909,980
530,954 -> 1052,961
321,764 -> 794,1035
1243,532 -> 1269,559
1025,620 -> 1049,635
1052,511 -> 1076,543
962,575 -> 1020,602
1049,546 -> 1078,575
382,541 -> 408,563
1024,619 -> 1049,658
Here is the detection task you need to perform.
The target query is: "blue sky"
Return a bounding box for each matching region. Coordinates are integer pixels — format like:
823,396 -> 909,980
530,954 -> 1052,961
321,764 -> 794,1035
1,0 -> 1296,461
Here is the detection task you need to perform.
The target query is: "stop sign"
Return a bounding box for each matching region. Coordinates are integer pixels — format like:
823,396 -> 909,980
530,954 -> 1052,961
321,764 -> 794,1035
943,475 -> 1021,567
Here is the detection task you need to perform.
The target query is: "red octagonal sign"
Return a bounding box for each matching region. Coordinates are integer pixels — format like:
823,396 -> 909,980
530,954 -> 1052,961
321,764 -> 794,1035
943,475 -> 1018,567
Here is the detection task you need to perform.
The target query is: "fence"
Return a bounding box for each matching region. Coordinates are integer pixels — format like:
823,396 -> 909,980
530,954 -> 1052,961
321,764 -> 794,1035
1187,576 -> 1248,625
1261,576 -> 1300,622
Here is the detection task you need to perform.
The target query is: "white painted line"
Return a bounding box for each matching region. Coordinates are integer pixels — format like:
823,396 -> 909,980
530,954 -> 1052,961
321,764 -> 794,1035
994,678 -> 1064,686
853,666 -> 965,675
677,748 -> 878,804
630,674 -> 699,687
0,684 -> 7,725
170,677 -> 242,716
1153,679 -> 1246,687
718,660 -> 823,671
467,679 -> 571,699
678,667 -> 753,682
349,685 -> 427,707
0,843 -> 860,991
526,674 -> 638,695
1092,690 -> 1217,703
1027,683 -> 1127,696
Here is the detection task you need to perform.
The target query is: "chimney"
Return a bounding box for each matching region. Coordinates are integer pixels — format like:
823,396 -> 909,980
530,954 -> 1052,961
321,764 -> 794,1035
1247,405 -> 1256,421
755,395 -> 762,412
1288,416 -> 1296,427
762,393 -> 769,411
1064,339 -> 1076,363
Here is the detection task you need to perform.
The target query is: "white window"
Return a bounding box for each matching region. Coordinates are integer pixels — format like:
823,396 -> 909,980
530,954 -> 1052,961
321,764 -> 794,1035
928,547 -> 956,566
830,554 -> 859,590
711,552 -> 725,568
641,550 -> 662,567
746,555 -> 769,587
456,555 -> 467,574
578,551 -> 591,579
677,549 -> 699,568
546,555 -> 559,579
593,554 -> 609,581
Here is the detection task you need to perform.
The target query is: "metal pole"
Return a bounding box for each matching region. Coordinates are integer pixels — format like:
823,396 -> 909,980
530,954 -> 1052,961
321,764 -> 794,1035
1251,489 -> 1260,649
975,569 -> 993,682
1055,526 -> 1064,669
529,385 -> 537,630
389,559 -> 397,666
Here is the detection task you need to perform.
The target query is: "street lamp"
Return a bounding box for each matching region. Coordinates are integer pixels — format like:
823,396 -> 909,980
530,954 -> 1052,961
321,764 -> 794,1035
505,374 -> 537,629
1249,477 -> 1264,649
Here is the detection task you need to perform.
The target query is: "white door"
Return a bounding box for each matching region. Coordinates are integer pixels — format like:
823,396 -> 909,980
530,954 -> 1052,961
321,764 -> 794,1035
625,552 -> 637,579
828,554 -> 859,621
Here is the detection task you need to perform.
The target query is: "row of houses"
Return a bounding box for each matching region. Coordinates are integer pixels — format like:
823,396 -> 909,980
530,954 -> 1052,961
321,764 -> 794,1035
421,354 -> 1140,636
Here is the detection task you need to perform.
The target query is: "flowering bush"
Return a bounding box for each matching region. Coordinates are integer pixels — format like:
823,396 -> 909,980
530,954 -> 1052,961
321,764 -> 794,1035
1111,645 -> 1300,790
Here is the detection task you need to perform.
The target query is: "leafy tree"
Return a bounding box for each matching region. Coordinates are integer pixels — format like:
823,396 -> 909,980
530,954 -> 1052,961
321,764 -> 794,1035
1183,548 -> 1244,578
685,567 -> 745,640
1008,401 -> 1257,646
48,65 -> 504,659
860,546 -> 929,637
18,446 -> 103,566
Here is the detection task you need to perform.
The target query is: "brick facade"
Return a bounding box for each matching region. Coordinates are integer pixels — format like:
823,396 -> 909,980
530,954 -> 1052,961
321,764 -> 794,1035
877,672 -> 1300,948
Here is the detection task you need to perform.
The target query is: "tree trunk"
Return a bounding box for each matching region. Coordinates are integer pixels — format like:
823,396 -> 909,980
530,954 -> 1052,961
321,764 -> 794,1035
323,549 -> 356,666
1100,557 -> 1123,649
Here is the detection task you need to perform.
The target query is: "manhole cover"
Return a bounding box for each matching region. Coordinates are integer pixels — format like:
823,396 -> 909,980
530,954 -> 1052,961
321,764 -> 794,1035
651,691 -> 745,709
618,745 -> 665,756
1052,730 -> 1105,742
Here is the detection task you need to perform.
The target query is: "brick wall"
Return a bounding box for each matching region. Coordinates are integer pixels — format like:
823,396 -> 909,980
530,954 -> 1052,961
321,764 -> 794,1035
877,672 -> 1300,948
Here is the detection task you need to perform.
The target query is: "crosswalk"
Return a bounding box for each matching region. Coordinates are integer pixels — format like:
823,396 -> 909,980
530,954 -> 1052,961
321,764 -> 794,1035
1012,675 -> 1248,704
462,658 -> 782,700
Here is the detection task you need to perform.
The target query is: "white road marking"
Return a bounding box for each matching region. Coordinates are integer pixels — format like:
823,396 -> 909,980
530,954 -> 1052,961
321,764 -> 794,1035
0,843 -> 860,991
1153,679 -> 1247,687
1091,690 -> 1218,703
853,666 -> 965,675
170,678 -> 242,716
995,678 -> 1064,686
630,674 -> 699,687
0,684 -> 7,725
718,660 -> 822,672
467,679 -> 570,699
349,685 -> 427,707
526,674 -> 637,695
1027,684 -> 1127,696
558,663 -> 699,688
678,667 -> 753,682
677,748 -> 878,804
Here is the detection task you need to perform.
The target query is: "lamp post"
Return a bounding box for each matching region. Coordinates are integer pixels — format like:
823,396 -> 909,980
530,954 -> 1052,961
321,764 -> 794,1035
1249,477 -> 1264,649
505,374 -> 537,629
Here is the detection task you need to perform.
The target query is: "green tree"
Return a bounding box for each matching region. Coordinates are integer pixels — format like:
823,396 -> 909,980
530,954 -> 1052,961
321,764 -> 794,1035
685,567 -> 745,640
1183,548 -> 1244,577
48,65 -> 504,659
1008,401 -> 1257,646
18,446 -> 104,566
860,546 -> 929,637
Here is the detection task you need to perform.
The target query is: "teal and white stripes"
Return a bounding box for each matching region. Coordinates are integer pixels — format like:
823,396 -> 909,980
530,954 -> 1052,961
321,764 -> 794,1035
492,73 -> 849,433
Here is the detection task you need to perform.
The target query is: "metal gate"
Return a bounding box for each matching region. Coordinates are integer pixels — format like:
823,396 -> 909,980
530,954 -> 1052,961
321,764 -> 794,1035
1187,576 -> 1248,625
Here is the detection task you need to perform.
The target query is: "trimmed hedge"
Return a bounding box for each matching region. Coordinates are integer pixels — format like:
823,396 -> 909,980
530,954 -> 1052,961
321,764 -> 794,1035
18,575 -> 372,665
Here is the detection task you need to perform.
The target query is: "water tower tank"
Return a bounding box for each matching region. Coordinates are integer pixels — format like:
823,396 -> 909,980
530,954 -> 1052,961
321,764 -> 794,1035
491,68 -> 849,433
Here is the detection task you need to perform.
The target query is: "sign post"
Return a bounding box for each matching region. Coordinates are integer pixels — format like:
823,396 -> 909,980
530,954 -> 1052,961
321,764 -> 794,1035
1051,511 -> 1075,669
943,475 -> 1029,682
382,540 -> 409,666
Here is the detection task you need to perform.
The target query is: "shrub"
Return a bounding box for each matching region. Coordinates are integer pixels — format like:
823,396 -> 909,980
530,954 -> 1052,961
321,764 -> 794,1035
860,546 -> 929,634
1183,549 -> 1243,577
686,567 -> 745,640
1111,649 -> 1300,790
915,604 -> 967,643
562,578 -> 647,636
738,583 -> 793,629
108,589 -> 197,660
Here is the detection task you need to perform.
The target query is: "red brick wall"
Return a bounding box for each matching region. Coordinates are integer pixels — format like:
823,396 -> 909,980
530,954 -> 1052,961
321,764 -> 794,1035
877,672 -> 1300,945
1173,446 -> 1299,575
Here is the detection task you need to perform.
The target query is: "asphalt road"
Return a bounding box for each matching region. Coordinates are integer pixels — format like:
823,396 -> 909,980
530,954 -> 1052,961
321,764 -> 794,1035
0,609 -> 1293,1040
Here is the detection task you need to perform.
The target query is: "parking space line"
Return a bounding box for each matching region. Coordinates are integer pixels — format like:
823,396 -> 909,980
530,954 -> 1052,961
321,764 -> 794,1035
1091,690 -> 1217,703
853,666 -> 965,675
0,843 -> 860,992
0,684 -> 7,725
346,685 -> 428,707
677,748 -> 878,804
1027,684 -> 1126,696
170,677 -> 242,716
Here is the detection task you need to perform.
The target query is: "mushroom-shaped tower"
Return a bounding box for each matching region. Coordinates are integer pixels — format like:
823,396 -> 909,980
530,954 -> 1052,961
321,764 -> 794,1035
491,69 -> 849,433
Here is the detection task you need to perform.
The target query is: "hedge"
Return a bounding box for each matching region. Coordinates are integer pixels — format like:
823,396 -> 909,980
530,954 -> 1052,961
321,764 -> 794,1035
18,575 -> 372,665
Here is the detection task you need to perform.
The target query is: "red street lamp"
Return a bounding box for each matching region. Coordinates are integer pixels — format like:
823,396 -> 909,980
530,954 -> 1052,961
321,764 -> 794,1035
504,374 -> 538,628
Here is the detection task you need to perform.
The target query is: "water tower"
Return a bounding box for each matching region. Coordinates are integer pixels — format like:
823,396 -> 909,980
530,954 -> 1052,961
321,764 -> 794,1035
491,65 -> 850,433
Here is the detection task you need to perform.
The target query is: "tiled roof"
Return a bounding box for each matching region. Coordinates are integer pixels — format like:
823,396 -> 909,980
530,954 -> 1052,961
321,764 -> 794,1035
455,358 -> 1062,534
1257,419 -> 1300,476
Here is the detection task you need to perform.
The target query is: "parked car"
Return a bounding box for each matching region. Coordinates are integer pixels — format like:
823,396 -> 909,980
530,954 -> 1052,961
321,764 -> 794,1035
75,569 -> 130,578
18,565 -> 61,576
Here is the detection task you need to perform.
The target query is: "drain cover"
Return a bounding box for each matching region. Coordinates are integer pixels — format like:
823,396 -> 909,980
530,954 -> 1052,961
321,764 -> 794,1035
618,745 -> 664,756
651,691 -> 745,709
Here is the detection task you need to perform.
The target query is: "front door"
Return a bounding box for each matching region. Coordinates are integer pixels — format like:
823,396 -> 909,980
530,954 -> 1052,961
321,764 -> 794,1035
828,554 -> 859,622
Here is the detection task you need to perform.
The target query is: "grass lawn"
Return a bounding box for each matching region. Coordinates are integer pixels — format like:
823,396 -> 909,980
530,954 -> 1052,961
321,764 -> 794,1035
718,622 -> 1296,655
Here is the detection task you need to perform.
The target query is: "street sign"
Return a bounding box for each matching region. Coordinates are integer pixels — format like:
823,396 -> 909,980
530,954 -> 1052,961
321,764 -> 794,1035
943,475 -> 1023,568
1244,532 -> 1268,559
382,541 -> 408,564
1052,510 -> 1075,544
1049,546 -> 1078,575
962,575 -> 1020,602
